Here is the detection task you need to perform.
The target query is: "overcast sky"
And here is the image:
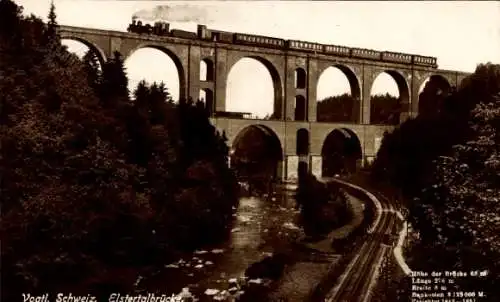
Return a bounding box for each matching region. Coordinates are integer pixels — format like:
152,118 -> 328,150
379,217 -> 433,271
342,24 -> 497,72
17,0 -> 500,117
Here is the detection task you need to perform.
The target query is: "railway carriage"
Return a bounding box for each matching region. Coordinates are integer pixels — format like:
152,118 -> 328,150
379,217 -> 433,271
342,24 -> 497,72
323,44 -> 351,57
126,19 -> 438,68
234,33 -> 285,49
211,30 -> 234,43
381,51 -> 412,64
413,55 -> 437,67
170,29 -> 197,40
351,48 -> 381,60
287,40 -> 323,53
197,25 -> 234,43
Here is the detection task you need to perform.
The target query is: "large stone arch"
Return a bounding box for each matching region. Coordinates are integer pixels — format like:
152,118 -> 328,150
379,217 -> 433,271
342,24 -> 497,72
321,127 -> 363,177
59,35 -> 107,67
316,63 -> 362,100
423,74 -> 452,88
232,124 -> 283,159
410,70 -> 456,115
370,69 -> 410,124
225,54 -> 284,119
431,72 -> 456,89
418,74 -> 452,115
124,43 -> 188,101
315,63 -> 362,123
230,124 -> 284,181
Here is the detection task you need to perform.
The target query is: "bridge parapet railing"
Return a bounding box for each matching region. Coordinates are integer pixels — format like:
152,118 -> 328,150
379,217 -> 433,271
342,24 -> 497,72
213,111 -> 271,120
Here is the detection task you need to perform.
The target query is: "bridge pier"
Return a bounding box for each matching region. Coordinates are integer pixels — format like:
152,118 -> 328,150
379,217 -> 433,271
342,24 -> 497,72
285,155 -> 309,180
286,155 -> 299,181
276,160 -> 285,182
311,155 -> 322,179
284,155 -> 323,181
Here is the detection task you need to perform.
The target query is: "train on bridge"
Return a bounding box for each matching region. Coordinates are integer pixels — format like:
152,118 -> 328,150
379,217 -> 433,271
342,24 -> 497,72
127,18 -> 437,68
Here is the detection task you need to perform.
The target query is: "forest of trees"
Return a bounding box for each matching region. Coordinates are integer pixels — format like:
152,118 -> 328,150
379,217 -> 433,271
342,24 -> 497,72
316,93 -> 400,124
295,167 -> 351,238
0,1 -> 239,299
371,63 -> 500,298
4,0 -> 498,300
317,93 -> 355,123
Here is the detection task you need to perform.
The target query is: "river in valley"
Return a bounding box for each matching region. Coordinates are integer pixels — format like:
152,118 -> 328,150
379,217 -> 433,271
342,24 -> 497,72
138,182 -> 305,301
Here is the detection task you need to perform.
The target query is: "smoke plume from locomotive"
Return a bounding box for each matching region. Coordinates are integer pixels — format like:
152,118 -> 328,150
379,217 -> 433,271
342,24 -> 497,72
132,5 -> 216,24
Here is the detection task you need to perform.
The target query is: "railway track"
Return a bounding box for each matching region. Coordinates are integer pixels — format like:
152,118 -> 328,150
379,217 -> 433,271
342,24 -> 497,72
322,178 -> 400,302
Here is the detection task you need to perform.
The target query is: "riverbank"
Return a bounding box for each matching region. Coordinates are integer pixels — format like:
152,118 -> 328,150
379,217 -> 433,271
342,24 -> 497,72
96,181 -> 367,302
267,190 -> 366,301
134,184 -> 304,301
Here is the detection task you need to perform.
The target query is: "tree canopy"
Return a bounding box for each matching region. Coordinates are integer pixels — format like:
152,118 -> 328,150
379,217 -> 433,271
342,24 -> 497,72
316,93 -> 355,123
414,91 -> 500,253
0,1 -> 238,298
316,93 -> 400,124
370,63 -> 500,298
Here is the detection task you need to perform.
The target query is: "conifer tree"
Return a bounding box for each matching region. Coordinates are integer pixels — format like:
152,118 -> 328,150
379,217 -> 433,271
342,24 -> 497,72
133,80 -> 150,110
0,0 -> 23,49
157,82 -> 171,103
100,51 -> 129,107
44,1 -> 60,48
82,50 -> 101,93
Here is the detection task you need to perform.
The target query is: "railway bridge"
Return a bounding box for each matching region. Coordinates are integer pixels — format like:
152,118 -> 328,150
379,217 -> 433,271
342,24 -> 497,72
58,24 -> 470,180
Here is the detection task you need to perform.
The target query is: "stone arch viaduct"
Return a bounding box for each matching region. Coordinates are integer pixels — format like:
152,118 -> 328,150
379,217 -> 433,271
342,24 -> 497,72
58,25 -> 470,180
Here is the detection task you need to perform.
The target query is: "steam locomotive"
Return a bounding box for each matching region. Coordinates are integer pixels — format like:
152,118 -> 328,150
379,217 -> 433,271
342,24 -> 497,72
127,17 -> 170,36
127,18 -> 437,68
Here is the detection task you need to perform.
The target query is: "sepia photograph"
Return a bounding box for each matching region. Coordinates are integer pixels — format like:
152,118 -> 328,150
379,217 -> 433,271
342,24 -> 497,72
1,0 -> 499,301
